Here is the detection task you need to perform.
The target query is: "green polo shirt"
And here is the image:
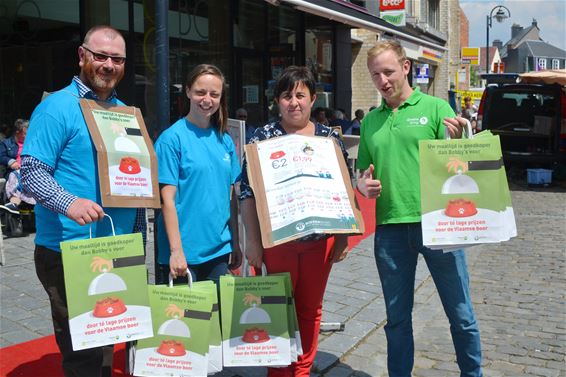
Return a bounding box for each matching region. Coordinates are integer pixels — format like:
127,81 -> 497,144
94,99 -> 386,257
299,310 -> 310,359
357,87 -> 455,225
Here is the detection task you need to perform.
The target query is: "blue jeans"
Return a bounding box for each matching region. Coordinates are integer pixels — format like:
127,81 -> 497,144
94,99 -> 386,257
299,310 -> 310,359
374,223 -> 482,377
155,253 -> 230,286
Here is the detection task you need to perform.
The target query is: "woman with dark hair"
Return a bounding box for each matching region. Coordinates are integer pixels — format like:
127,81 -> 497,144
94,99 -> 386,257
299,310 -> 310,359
155,64 -> 242,285
240,65 -> 350,376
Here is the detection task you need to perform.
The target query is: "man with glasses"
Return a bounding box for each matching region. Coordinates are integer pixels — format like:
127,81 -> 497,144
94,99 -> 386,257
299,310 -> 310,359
21,25 -> 142,377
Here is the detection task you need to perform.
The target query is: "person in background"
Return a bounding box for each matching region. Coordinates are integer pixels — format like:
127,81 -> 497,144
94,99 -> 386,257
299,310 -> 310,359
347,109 -> 364,135
0,123 -> 10,177
1,169 -> 36,213
0,123 -> 10,141
356,40 -> 482,377
155,64 -> 242,285
461,96 -> 478,133
328,109 -> 351,135
20,25 -> 146,377
0,119 -> 32,215
0,118 -> 28,178
236,107 -> 248,122
240,65 -> 350,376
312,106 -> 329,126
237,107 -> 257,143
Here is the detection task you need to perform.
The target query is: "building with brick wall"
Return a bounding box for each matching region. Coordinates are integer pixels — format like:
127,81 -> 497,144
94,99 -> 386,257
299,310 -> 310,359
349,0 -> 461,117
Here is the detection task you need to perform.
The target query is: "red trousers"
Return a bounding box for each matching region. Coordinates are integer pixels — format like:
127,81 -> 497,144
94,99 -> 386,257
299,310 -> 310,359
262,237 -> 335,377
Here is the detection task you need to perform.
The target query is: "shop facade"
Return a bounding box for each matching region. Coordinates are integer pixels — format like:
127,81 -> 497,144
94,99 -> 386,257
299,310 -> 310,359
0,0 -> 450,136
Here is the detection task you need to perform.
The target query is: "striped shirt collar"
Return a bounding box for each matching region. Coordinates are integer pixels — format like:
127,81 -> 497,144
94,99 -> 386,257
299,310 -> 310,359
72,75 -> 117,101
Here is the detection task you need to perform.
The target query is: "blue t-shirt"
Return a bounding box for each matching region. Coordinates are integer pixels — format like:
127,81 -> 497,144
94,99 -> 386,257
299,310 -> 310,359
155,118 -> 241,265
22,82 -> 137,251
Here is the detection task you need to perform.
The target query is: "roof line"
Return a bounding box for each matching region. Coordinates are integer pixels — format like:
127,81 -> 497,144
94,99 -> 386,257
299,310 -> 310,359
526,41 -> 535,56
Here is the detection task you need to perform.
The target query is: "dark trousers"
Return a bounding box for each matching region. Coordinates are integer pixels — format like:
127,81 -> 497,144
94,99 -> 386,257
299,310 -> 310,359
155,253 -> 230,286
34,245 -> 114,377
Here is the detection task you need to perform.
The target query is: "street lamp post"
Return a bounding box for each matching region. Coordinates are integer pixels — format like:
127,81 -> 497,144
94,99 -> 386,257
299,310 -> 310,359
486,5 -> 511,73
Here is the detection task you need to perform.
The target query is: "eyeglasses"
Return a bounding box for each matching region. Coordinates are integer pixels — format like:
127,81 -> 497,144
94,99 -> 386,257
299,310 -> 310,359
82,45 -> 126,65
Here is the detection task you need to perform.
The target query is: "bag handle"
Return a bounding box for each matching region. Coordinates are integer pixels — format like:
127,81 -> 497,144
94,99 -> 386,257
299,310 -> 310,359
444,118 -> 473,140
242,260 -> 267,277
88,214 -> 115,239
168,268 -> 193,288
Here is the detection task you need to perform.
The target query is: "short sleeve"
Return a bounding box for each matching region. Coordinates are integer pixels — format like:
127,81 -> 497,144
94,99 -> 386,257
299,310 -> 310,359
436,100 -> 457,139
23,107 -> 70,168
155,133 -> 181,186
224,133 -> 242,184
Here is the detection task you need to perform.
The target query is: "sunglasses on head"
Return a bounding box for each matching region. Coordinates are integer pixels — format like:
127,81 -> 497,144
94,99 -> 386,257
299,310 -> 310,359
82,45 -> 126,65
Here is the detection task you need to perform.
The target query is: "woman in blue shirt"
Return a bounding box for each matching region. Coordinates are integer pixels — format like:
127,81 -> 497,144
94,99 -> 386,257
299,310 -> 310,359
155,64 -> 242,284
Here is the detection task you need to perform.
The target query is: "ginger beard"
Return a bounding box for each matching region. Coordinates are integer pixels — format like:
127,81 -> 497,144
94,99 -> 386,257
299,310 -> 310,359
81,57 -> 124,95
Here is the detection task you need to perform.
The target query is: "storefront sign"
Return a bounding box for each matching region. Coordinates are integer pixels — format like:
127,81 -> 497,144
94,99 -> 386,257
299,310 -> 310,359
381,10 -> 406,26
456,90 -> 484,107
420,47 -> 443,63
380,0 -> 405,26
457,69 -> 467,84
416,64 -> 430,84
461,47 -> 480,66
383,36 -> 419,60
379,0 -> 405,11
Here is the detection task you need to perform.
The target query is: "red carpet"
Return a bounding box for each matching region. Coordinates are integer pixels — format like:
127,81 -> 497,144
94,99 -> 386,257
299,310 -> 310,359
0,192 -> 375,377
348,191 -> 376,249
0,338 -> 127,377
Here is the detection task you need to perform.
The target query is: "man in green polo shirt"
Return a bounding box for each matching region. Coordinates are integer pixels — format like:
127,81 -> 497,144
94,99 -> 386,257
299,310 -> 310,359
356,40 -> 483,377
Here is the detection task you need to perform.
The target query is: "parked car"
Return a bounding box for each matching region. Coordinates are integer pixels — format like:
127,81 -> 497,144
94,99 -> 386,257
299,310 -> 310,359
477,73 -> 566,167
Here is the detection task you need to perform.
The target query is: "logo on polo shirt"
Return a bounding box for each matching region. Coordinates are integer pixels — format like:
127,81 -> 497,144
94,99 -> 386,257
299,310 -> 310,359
223,153 -> 231,162
406,116 -> 429,126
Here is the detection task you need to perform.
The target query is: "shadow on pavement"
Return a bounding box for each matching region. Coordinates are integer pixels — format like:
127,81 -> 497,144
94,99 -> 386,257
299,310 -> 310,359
5,353 -> 61,377
320,361 -> 373,377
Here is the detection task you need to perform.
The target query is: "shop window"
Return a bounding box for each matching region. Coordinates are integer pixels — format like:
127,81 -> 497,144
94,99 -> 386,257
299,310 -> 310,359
160,0 -> 231,123
265,4 -> 300,121
305,20 -> 334,110
234,0 -> 265,49
421,0 -> 440,30
0,0 -> 80,125
267,5 -> 298,55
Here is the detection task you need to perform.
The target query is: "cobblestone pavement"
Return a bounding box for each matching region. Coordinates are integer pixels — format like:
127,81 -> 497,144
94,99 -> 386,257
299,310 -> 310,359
1,186 -> 565,377
322,187 -> 566,377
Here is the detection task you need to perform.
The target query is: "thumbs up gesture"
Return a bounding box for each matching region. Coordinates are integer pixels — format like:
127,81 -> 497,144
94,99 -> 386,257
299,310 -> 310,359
356,164 -> 382,198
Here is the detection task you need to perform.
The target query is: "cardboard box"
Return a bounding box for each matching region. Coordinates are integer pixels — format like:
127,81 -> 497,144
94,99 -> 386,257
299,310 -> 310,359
244,134 -> 364,248
80,99 -> 160,208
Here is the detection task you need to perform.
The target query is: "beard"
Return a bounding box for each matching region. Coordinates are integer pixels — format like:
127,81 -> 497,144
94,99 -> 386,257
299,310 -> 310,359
82,59 -> 124,95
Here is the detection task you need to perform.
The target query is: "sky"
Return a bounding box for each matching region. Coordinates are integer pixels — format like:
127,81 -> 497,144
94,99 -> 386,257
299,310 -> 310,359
460,0 -> 566,51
